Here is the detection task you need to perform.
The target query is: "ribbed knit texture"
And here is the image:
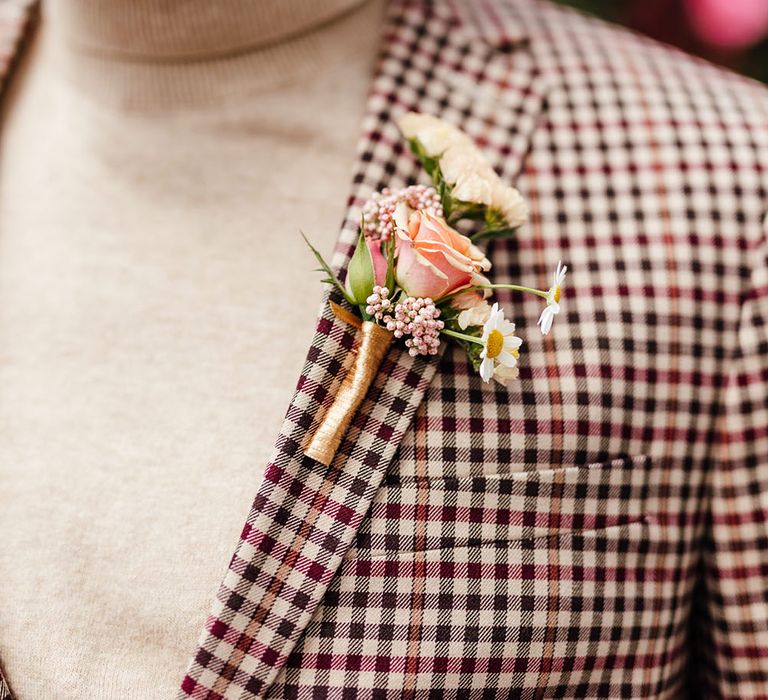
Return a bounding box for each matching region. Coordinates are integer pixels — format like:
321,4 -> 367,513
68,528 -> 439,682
0,1 -> 382,698
47,0 -> 368,109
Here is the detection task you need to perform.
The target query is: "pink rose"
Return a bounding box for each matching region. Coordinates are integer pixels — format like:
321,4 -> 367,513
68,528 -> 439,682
367,238 -> 388,287
395,211 -> 491,299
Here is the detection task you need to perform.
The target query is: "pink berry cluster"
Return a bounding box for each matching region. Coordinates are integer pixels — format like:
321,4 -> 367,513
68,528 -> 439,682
362,185 -> 443,241
387,296 -> 444,357
365,286 -> 393,321
366,286 -> 444,356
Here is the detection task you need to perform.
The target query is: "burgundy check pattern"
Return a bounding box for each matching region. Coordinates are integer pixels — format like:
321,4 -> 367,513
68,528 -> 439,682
1,0 -> 767,698
177,0 -> 768,697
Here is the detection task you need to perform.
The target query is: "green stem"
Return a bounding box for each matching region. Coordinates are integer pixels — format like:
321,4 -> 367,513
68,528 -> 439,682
439,284 -> 549,306
475,284 -> 549,299
441,328 -> 485,345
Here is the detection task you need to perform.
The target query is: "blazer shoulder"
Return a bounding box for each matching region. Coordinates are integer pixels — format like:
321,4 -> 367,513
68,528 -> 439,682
496,0 -> 767,271
508,0 -> 768,133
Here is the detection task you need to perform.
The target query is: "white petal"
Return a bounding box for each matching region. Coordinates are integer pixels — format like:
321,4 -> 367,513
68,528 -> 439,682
498,319 -> 517,336
538,307 -> 554,335
396,113 -> 472,157
419,125 -> 461,156
396,112 -> 432,138
393,200 -> 410,231
482,304 -> 499,337
496,351 -> 518,368
489,303 -> 501,327
479,357 -> 494,383
553,260 -> 567,286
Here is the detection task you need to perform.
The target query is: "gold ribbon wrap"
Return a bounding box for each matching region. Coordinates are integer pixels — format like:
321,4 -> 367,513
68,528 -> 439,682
304,320 -> 393,466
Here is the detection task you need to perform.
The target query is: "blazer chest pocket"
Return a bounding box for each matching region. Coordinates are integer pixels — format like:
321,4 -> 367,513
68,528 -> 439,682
351,454 -> 655,557
300,455 -> 666,696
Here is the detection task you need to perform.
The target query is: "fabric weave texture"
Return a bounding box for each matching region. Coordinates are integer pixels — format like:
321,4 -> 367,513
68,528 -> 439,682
1,0 -> 767,698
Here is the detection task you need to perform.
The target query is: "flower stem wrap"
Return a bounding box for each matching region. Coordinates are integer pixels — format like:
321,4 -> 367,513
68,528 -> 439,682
304,321 -> 393,466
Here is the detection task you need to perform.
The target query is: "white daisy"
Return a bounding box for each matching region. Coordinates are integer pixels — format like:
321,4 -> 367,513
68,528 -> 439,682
479,303 -> 522,383
537,261 -> 568,335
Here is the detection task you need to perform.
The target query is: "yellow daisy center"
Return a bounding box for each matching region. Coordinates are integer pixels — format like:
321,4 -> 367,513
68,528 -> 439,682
486,329 -> 504,359
553,285 -> 562,304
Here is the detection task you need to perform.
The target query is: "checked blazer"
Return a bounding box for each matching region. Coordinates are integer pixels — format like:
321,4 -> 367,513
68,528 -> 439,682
2,0 -> 768,698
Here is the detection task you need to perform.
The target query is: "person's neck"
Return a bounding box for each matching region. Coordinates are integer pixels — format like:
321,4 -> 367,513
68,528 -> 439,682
44,0 -> 371,110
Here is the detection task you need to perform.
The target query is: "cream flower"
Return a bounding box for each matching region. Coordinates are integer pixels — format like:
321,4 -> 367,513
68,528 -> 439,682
479,303 -> 522,383
490,180 -> 528,228
439,144 -> 494,185
397,112 -> 471,156
537,261 -> 568,335
441,149 -> 527,230
457,299 -> 492,330
398,112 -> 529,230
451,172 -> 495,207
492,362 -> 520,384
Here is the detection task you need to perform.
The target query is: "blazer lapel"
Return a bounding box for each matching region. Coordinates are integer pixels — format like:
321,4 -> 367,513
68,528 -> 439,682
180,2 -> 547,698
0,0 -> 36,101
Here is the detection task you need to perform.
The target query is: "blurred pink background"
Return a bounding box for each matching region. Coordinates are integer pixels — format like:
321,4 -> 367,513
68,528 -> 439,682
558,0 -> 768,81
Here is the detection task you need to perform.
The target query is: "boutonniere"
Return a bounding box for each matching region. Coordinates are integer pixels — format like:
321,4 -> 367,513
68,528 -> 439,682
304,113 -> 567,464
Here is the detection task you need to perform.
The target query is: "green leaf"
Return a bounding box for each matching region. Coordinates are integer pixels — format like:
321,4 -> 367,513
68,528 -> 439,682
301,231 -> 355,304
345,226 -> 375,306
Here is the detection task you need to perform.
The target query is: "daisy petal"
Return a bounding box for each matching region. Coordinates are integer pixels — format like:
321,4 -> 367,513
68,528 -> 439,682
479,304 -> 523,384
479,357 -> 494,382
496,351 -> 518,368
538,307 -> 554,335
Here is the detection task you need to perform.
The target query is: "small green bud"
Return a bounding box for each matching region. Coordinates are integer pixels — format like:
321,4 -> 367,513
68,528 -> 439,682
345,227 -> 375,306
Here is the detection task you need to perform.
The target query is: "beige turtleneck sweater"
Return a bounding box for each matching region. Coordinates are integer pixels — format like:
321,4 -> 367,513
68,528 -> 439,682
0,1 -> 383,697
